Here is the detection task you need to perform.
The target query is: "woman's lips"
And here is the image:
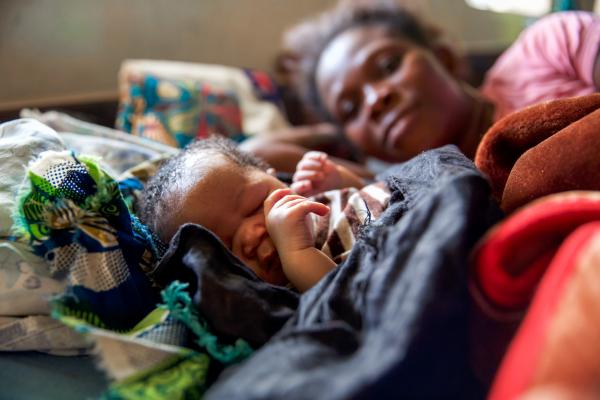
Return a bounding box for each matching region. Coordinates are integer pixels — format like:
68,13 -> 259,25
381,105 -> 417,150
386,111 -> 417,150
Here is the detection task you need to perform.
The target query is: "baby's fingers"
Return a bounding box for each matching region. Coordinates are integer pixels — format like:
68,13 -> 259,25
296,157 -> 324,172
289,198 -> 330,217
290,180 -> 313,195
272,196 -> 329,219
296,151 -> 327,172
293,169 -> 324,184
302,151 -> 327,162
264,188 -> 293,215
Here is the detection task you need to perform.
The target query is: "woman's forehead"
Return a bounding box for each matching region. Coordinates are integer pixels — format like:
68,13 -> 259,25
316,25 -> 397,98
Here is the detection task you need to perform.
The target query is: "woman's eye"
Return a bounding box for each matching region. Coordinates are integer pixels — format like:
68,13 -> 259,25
339,97 -> 358,122
376,54 -> 401,76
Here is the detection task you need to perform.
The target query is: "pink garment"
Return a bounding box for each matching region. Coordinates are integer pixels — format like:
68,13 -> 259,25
482,11 -> 600,121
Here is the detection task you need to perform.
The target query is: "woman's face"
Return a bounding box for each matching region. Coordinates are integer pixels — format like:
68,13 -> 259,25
316,25 -> 470,162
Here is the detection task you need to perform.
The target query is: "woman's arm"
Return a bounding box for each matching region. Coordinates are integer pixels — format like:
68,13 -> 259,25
239,124 -> 373,179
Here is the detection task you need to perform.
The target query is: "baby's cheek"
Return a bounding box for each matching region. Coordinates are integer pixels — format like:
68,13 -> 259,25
264,256 -> 289,286
236,253 -> 261,276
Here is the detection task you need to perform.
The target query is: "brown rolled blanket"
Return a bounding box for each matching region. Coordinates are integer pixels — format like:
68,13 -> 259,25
475,94 -> 600,213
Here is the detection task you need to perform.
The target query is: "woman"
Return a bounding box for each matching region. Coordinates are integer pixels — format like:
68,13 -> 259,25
242,2 -> 600,171
306,3 -> 490,162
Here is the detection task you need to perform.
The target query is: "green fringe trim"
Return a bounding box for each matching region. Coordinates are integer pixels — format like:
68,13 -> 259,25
53,302 -> 172,337
159,281 -> 253,365
100,352 -> 209,400
51,298 -> 110,332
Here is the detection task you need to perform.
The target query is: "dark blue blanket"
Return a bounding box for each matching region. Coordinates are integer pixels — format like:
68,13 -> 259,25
153,145 -> 503,399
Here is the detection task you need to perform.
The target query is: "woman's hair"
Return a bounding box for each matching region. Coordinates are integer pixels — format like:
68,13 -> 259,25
140,135 -> 269,241
283,0 -> 444,121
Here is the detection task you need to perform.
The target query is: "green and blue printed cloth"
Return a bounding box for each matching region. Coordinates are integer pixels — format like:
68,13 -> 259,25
15,150 -> 252,399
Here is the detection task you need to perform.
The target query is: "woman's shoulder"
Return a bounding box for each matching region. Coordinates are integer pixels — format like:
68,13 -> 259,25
532,10 -> 599,27
481,11 -> 600,120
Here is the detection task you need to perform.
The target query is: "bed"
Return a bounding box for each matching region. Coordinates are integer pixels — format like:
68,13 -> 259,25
2,60 -> 600,400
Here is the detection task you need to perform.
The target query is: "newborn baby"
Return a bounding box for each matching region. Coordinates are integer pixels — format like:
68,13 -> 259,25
141,136 -> 389,291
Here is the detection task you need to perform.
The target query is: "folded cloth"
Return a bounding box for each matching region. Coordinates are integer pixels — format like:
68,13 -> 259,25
16,149 -> 254,399
471,191 -> 600,399
475,94 -> 600,213
471,191 -> 600,310
0,119 -> 93,355
152,224 -> 300,348
16,150 -> 164,331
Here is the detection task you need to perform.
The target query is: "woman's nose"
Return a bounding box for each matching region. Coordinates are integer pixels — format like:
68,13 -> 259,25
364,83 -> 399,122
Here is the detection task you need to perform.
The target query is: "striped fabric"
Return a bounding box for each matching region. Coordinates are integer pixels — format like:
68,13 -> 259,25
310,182 -> 390,263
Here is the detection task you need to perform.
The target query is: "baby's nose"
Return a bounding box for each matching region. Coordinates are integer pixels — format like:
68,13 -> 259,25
242,222 -> 267,257
256,238 -> 276,264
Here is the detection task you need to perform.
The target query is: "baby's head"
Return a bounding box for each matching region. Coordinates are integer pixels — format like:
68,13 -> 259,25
141,136 -> 288,285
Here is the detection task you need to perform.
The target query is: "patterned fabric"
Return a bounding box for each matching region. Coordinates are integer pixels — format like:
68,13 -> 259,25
59,133 -> 163,176
20,109 -> 177,177
243,68 -> 284,107
118,60 -> 291,137
116,75 -> 243,148
15,150 -> 252,398
57,282 -> 251,400
0,119 -> 91,355
117,155 -> 170,216
101,351 -> 209,400
16,150 -> 163,330
21,109 -> 178,156
310,182 -> 391,263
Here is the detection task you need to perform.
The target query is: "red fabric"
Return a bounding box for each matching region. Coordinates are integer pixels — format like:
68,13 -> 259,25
472,192 -> 600,310
489,220 -> 600,399
471,191 -> 600,398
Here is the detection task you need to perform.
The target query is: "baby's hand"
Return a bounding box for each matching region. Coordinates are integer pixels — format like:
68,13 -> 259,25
264,188 -> 329,256
291,151 -> 343,196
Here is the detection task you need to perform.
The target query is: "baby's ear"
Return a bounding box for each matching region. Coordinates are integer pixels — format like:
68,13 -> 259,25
267,168 -> 277,176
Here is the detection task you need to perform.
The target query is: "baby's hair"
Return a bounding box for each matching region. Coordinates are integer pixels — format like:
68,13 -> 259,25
140,135 -> 270,241
283,0 -> 441,121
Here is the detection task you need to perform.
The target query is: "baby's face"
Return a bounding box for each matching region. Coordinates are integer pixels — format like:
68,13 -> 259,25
176,156 -> 288,285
